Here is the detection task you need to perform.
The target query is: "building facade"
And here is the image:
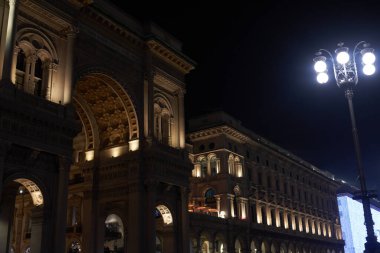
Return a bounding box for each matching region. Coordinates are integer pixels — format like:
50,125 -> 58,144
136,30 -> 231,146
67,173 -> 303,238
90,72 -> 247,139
0,0 -> 193,253
0,1 -> 344,253
187,112 -> 344,253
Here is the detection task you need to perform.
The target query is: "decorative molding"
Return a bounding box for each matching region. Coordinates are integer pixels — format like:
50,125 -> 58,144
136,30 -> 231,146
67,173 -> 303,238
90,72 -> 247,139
153,70 -> 185,93
147,40 -> 195,74
83,7 -> 144,49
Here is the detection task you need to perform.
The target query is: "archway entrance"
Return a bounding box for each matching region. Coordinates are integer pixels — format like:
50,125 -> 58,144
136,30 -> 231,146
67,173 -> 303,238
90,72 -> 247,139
0,178 -> 45,253
104,214 -> 124,253
155,205 -> 174,253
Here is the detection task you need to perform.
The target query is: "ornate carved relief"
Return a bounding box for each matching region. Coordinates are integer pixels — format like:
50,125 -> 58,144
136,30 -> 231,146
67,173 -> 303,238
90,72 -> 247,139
75,74 -> 139,150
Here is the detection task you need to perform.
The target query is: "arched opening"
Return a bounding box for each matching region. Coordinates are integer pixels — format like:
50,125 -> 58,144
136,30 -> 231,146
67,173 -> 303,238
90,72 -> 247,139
104,214 -> 124,253
215,234 -> 226,253
73,73 -> 139,163
201,241 -> 210,253
280,243 -> 287,253
14,32 -> 57,100
154,95 -> 173,147
228,154 -> 234,175
250,241 -> 257,253
261,242 -> 268,253
288,243 -> 295,253
0,178 -> 45,253
199,232 -> 211,253
209,155 -> 218,175
155,205 -> 174,253
200,157 -> 207,177
235,239 -> 242,253
271,243 -> 277,253
68,241 -> 82,253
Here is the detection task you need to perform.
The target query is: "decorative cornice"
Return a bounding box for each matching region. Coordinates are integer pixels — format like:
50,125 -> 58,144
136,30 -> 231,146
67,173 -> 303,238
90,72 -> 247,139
188,125 -> 336,182
147,40 -> 195,74
19,0 -> 73,32
83,7 -> 144,49
153,69 -> 185,93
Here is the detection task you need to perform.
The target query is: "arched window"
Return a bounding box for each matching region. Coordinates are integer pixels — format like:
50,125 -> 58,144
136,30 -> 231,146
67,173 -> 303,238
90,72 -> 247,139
104,214 -> 124,253
228,154 -> 234,175
15,31 -> 58,100
200,157 -> 207,177
251,241 -> 257,253
235,156 -> 243,177
235,239 -> 242,253
210,156 -> 217,175
154,96 -> 173,146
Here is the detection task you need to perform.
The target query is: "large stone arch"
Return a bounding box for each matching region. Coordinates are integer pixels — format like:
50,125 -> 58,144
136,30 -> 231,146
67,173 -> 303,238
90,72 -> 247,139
0,174 -> 51,253
74,72 -> 139,155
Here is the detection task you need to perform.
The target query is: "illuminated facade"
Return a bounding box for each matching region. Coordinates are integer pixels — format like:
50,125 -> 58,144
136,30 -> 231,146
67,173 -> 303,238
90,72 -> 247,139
0,1 -> 345,253
0,0 -> 192,253
187,112 -> 344,253
338,193 -> 380,253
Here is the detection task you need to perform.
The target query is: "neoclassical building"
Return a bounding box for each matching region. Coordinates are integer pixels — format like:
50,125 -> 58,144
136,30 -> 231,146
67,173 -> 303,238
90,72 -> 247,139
187,112 -> 344,253
0,1 -> 344,253
0,0 -> 193,253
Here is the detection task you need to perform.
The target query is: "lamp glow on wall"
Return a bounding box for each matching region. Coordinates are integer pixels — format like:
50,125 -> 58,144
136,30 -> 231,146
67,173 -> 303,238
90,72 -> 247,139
313,42 -> 376,86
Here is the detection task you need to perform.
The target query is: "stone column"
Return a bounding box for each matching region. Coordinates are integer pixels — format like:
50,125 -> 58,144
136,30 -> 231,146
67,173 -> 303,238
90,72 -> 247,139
144,180 -> 157,253
143,51 -> 154,141
227,194 -> 235,218
0,184 -> 17,253
23,56 -> 31,90
63,27 -> 77,104
1,0 -> 18,83
53,157 -> 70,253
177,90 -> 185,148
179,186 -> 190,253
168,116 -> 173,146
158,114 -> 162,141
30,206 -> 44,253
10,45 -> 19,83
82,191 -> 93,253
44,62 -> 56,100
27,54 -> 38,94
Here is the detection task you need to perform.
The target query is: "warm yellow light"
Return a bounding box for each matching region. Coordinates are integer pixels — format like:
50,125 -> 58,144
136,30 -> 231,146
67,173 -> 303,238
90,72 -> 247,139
129,139 -> 139,151
110,146 -> 122,158
219,211 -> 226,218
14,178 -> 44,206
85,150 -> 94,161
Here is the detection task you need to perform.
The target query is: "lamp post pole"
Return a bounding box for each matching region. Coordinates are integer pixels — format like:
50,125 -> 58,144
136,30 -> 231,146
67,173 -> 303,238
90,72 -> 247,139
313,41 -> 380,253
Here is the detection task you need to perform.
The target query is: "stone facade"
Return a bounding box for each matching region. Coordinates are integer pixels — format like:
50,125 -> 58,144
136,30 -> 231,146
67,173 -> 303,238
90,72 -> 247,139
187,112 -> 344,253
0,1 -> 344,253
0,1 -> 192,253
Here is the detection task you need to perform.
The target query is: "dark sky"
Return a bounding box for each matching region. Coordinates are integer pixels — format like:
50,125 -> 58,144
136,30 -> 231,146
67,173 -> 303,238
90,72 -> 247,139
111,0 -> 380,193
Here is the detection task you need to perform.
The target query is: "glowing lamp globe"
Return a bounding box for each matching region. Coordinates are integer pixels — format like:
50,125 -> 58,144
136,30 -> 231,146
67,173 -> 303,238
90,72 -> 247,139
314,60 -> 327,72
363,64 -> 376,76
337,51 -> 350,64
362,52 -> 376,65
317,72 -> 329,84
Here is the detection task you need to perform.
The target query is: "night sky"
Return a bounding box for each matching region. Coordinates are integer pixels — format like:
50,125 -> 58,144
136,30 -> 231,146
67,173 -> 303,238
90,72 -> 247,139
111,0 -> 380,193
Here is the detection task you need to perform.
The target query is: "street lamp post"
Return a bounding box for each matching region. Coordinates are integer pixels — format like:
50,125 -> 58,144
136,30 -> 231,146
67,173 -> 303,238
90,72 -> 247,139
313,41 -> 380,253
